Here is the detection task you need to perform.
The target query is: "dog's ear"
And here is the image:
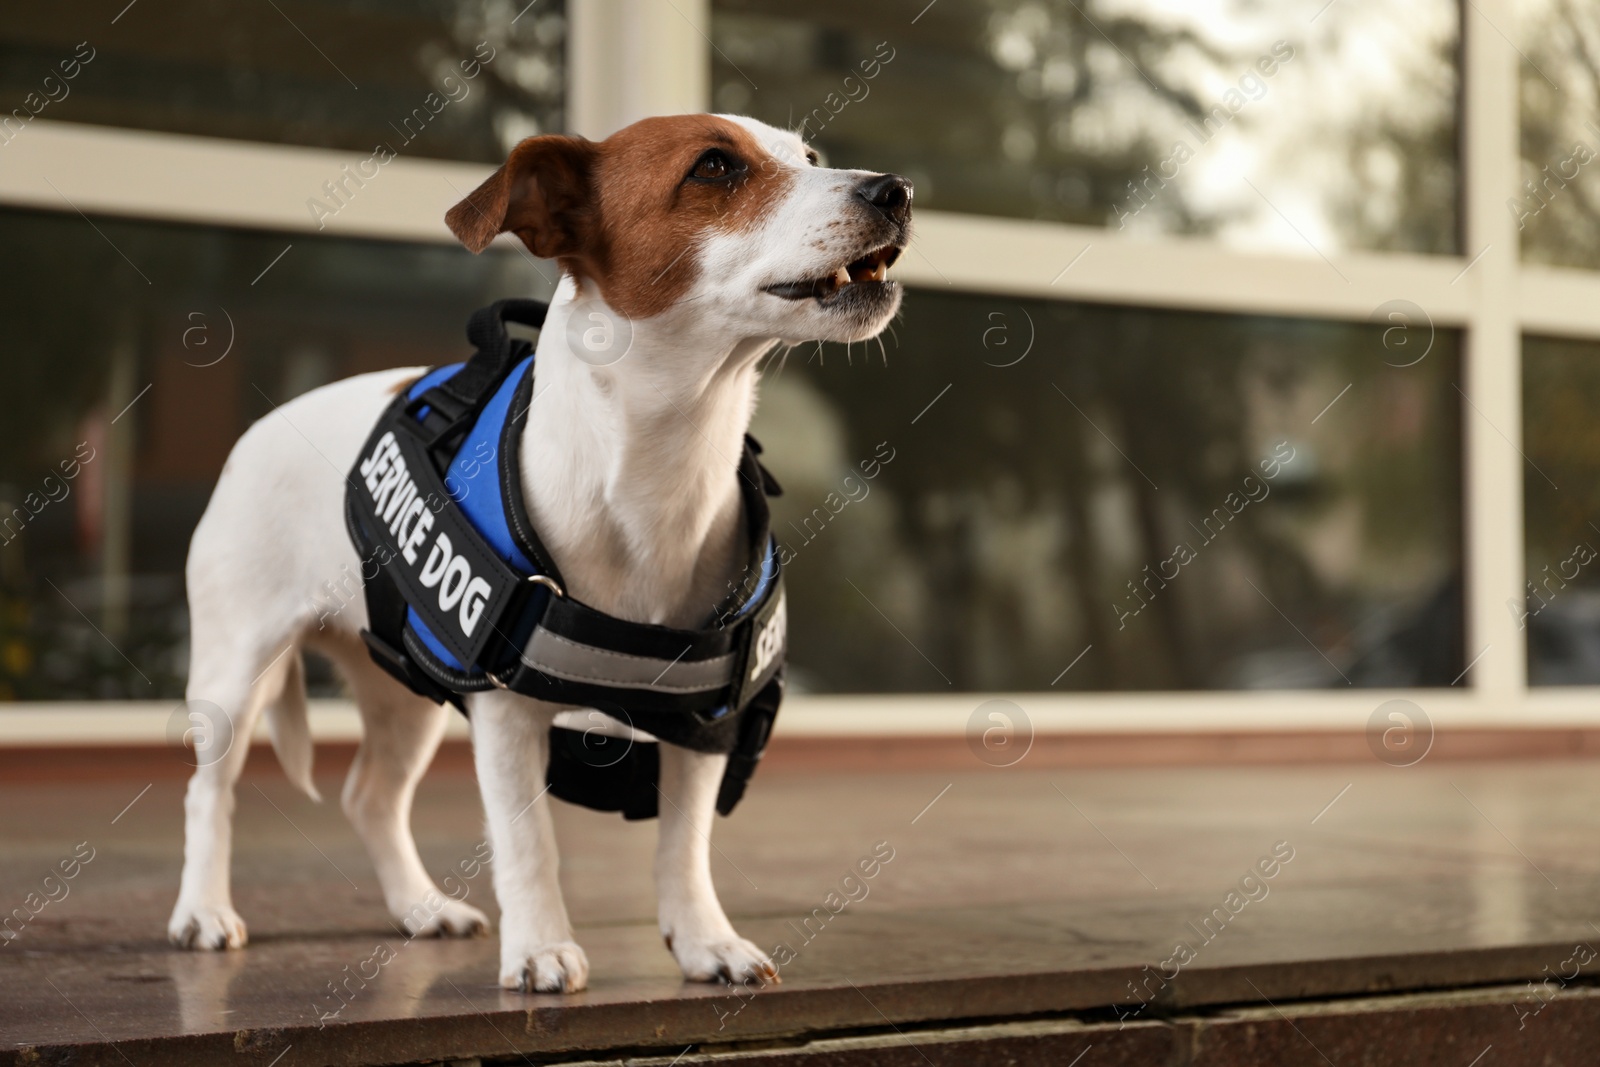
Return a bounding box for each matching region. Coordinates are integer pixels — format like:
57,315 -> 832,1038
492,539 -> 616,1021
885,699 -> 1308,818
446,135 -> 598,257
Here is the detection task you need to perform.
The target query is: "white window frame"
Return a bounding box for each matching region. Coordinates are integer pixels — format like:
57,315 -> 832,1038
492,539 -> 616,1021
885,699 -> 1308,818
4,0 -> 1599,738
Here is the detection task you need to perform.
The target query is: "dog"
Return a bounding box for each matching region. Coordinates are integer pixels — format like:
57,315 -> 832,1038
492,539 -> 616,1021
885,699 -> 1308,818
168,114 -> 912,993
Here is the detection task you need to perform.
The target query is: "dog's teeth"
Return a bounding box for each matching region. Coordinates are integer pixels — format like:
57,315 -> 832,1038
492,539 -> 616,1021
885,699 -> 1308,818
834,265 -> 851,288
870,262 -> 886,282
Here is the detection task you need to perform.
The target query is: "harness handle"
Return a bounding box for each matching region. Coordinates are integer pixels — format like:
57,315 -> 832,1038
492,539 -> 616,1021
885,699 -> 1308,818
407,298 -> 549,453
467,298 -> 548,359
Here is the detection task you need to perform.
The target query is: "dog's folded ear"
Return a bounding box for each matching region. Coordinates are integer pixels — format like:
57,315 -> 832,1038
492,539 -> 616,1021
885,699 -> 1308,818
446,135 -> 598,258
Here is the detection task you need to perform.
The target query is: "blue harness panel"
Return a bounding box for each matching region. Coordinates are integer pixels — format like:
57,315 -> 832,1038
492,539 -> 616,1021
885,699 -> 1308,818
403,354 -> 778,674
405,357 -> 535,672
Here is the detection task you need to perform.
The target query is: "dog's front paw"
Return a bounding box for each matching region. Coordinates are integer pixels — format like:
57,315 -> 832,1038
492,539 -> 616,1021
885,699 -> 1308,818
669,933 -> 778,986
399,897 -> 490,939
168,901 -> 248,950
500,941 -> 589,993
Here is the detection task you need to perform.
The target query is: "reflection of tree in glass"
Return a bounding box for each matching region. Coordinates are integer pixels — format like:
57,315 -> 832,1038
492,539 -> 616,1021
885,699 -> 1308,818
1520,336 -> 1600,684
761,292 -> 1463,692
714,0 -> 1460,252
445,0 -> 567,152
1324,34 -> 1457,255
0,1 -> 566,163
713,0 -> 1239,228
1518,0 -> 1600,269
1523,337 -> 1600,588
0,210 -> 549,700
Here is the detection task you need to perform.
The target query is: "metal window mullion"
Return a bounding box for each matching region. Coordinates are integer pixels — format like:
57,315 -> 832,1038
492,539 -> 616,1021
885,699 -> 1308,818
567,0 -> 710,139
899,213 -> 1484,324
1460,0 -> 1527,704
17,124 -> 1600,336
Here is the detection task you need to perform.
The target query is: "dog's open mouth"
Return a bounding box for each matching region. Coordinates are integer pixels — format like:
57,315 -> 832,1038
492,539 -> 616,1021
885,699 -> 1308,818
763,244 -> 903,303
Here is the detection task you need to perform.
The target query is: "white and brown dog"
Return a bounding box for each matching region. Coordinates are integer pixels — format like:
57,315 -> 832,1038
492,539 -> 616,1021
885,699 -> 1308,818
168,114 -> 911,993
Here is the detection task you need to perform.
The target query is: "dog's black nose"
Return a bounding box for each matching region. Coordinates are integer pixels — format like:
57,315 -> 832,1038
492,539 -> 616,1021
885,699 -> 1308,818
857,173 -> 913,225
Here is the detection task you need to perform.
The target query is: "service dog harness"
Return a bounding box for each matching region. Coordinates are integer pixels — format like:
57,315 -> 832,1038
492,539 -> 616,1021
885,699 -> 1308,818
346,299 -> 786,819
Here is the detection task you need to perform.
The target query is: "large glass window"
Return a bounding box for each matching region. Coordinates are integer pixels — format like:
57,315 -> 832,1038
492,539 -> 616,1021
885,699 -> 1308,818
0,208 -> 552,700
1522,335 -> 1600,684
1517,0 -> 1600,269
0,207 -> 1465,701
750,288 -> 1464,693
2,1 -> 565,161
711,0 -> 1459,255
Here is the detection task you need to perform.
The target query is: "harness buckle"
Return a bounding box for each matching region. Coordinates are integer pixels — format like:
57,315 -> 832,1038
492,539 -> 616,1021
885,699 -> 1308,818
398,389 -> 473,455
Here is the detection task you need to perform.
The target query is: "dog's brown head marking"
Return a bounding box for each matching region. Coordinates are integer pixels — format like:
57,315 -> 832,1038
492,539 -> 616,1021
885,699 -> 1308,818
447,113 -> 912,343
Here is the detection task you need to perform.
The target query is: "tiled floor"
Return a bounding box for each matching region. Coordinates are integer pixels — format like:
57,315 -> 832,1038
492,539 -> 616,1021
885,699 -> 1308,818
4,750 -> 1600,1064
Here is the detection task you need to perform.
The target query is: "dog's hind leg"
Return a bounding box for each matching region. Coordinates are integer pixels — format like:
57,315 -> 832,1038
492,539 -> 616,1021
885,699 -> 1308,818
655,744 -> 776,984
168,632 -> 292,950
319,633 -> 489,938
168,364 -> 423,950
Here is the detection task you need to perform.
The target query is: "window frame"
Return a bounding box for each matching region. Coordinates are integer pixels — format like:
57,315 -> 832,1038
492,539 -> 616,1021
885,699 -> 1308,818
2,0 -> 1595,731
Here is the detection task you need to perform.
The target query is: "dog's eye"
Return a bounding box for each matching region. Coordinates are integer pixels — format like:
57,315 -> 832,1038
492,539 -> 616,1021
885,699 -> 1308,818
805,148 -> 820,166
690,149 -> 737,181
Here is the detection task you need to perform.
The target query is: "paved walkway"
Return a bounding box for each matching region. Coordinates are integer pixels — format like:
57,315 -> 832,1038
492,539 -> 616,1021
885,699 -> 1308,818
3,750 -> 1599,1064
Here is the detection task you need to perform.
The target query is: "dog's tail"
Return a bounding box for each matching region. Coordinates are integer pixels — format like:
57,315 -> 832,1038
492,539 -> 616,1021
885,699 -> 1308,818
262,648 -> 321,802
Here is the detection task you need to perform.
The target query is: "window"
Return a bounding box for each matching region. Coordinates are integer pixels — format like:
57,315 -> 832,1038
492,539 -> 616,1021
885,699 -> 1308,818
711,0 -> 1459,254
755,290 -> 1463,692
4,1 -> 1600,721
2,2 -> 565,161
0,207 -> 550,700
1516,0 -> 1600,269
1522,334 -> 1600,685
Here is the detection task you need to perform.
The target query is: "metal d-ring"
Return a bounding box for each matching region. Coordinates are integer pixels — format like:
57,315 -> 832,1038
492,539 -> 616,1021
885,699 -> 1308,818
527,573 -> 565,598
485,575 -> 563,691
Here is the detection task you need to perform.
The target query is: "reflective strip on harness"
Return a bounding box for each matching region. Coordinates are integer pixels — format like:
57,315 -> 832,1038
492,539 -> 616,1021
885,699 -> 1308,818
521,629 -> 737,693
516,542 -> 783,698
